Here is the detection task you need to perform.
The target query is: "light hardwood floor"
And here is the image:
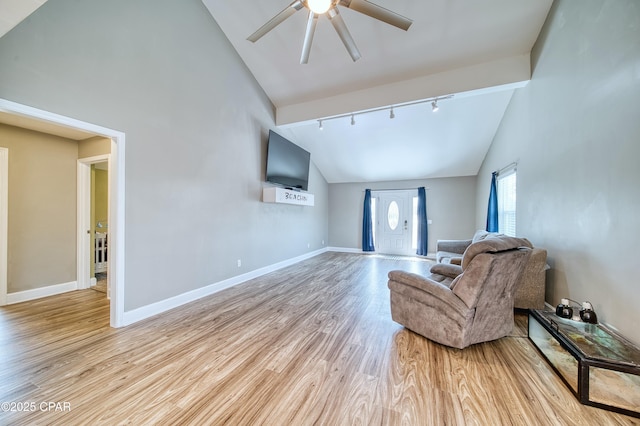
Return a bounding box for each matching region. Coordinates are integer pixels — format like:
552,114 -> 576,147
0,252 -> 637,425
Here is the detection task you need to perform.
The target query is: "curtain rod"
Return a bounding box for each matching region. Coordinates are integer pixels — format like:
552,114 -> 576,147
364,187 -> 430,192
495,162 -> 518,175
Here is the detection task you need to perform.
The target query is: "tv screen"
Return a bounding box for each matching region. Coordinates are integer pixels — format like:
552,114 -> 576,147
265,130 -> 310,191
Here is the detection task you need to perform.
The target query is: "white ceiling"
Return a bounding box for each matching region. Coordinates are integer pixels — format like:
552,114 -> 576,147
0,0 -> 553,183
0,111 -> 96,140
203,0 -> 553,182
287,89 -> 515,183
0,0 -> 48,39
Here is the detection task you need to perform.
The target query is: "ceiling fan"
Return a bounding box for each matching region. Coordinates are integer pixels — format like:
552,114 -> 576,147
247,0 -> 412,64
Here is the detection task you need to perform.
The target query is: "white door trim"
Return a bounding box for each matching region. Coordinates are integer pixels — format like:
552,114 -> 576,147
0,148 -> 8,306
77,155 -> 110,292
0,98 -> 126,327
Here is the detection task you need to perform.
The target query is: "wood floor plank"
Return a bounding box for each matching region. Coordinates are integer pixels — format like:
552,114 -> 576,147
0,252 -> 637,425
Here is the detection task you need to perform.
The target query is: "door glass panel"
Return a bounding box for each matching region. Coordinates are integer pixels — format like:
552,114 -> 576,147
371,197 -> 377,246
412,197 -> 418,249
387,201 -> 399,230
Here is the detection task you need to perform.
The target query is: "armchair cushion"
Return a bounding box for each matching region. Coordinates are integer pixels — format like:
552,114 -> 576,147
461,235 -> 532,269
471,229 -> 492,243
449,257 -> 462,265
430,263 -> 462,279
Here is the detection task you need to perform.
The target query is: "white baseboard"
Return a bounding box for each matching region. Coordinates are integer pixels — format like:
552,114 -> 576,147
121,247 -> 330,326
327,247 -> 435,260
6,281 -> 78,304
326,246 -> 364,254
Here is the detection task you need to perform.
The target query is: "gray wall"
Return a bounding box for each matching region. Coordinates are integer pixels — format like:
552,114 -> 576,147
329,176 -> 477,253
476,0 -> 640,344
0,0 -> 329,311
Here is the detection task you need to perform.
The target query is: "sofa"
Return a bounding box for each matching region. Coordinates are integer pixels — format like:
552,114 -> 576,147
388,234 -> 533,349
436,230 -> 548,310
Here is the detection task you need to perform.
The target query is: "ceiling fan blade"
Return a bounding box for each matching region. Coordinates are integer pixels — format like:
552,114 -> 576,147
327,8 -> 361,62
247,0 -> 305,42
341,0 -> 412,31
300,11 -> 319,64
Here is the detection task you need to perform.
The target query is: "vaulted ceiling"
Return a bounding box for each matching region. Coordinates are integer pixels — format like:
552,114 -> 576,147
1,0 -> 553,183
203,0 -> 553,182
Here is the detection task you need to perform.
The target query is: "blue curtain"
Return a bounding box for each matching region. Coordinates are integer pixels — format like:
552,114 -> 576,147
486,172 -> 499,232
362,189 -> 375,252
416,187 -> 428,256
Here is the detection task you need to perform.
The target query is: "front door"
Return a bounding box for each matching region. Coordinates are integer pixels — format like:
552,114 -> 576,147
375,191 -> 414,256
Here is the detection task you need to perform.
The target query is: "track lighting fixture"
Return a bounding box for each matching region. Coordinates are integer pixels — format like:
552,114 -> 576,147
315,94 -> 453,130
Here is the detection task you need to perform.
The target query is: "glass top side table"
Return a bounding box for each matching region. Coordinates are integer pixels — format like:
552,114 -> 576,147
528,309 -> 640,418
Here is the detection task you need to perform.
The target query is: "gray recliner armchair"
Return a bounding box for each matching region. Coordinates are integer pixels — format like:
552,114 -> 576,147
436,230 -> 548,309
388,235 -> 533,349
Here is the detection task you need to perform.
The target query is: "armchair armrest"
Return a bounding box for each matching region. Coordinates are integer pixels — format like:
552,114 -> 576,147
436,239 -> 472,255
430,263 -> 463,279
387,270 -> 469,316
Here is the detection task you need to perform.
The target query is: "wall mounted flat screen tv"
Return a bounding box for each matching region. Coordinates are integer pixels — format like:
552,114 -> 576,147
265,130 -> 310,191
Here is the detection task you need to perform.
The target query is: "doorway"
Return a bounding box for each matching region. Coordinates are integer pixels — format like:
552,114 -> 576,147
0,98 -> 125,327
92,162 -> 109,296
78,156 -> 110,298
374,190 -> 417,256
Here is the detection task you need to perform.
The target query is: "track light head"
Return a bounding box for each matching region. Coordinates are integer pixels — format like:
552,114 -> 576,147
351,114 -> 355,125
318,119 -> 323,130
431,100 -> 439,112
389,107 -> 395,119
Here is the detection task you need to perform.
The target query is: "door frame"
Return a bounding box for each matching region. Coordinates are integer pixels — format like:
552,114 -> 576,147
77,155 -> 110,293
0,148 -> 7,306
0,98 -> 126,327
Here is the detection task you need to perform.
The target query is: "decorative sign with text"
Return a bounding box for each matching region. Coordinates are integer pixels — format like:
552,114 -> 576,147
263,187 -> 314,206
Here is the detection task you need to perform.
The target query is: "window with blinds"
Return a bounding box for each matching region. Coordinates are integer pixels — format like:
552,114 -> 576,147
497,168 -> 517,237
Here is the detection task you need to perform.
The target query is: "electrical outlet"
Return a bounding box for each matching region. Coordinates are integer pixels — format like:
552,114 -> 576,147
307,243 -> 310,248
322,240 -> 325,245
237,259 -> 241,267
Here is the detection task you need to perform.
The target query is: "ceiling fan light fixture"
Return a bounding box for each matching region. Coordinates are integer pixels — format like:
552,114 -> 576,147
307,0 -> 332,15
248,0 -> 412,62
